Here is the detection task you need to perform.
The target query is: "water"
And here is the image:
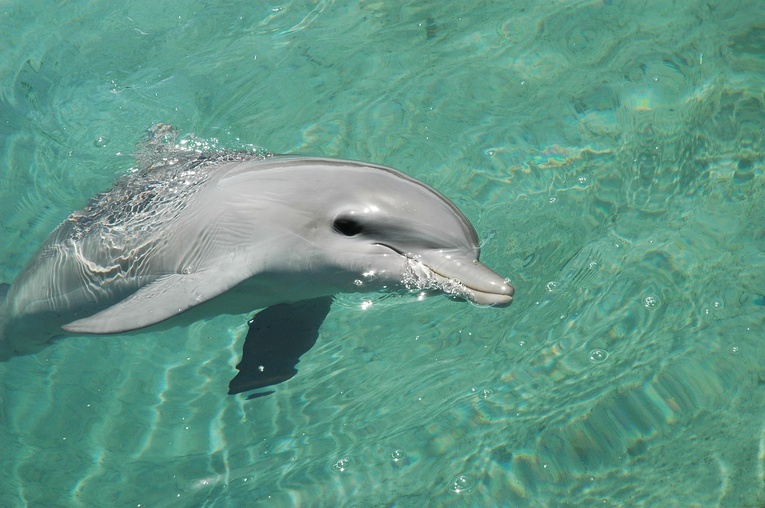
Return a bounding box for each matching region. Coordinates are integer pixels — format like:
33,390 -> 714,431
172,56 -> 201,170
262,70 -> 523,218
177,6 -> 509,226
1,0 -> 764,506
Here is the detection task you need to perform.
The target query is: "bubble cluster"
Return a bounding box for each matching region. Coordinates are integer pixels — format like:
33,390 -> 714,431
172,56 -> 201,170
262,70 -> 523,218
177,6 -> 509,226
704,300 -> 724,316
643,294 -> 661,309
401,258 -> 473,303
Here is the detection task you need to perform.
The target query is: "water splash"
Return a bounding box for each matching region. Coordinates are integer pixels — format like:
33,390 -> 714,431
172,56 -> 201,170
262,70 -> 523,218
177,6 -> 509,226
400,257 -> 474,303
63,125 -> 272,242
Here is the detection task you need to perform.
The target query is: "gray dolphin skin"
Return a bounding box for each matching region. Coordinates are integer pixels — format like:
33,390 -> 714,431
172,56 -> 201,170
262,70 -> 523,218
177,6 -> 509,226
0,143 -> 513,361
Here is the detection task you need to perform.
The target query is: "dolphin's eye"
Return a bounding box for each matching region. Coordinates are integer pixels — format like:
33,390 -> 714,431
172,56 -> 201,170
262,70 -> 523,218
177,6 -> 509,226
333,217 -> 364,236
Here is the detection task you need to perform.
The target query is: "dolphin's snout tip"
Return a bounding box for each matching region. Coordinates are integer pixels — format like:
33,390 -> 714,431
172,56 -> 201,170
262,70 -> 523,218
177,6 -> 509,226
468,291 -> 513,307
497,282 -> 515,305
500,280 -> 515,297
468,280 -> 514,307
493,293 -> 514,307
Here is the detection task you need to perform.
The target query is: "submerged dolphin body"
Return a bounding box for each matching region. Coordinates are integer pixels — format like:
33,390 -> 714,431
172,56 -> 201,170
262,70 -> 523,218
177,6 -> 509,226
0,142 -> 513,384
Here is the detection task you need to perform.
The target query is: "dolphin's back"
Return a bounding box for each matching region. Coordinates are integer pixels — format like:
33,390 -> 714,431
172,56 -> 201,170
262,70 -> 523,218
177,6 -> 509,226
0,151 -> 267,358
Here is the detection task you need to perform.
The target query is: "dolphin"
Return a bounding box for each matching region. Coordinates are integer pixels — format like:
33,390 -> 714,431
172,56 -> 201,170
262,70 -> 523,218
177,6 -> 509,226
0,140 -> 513,392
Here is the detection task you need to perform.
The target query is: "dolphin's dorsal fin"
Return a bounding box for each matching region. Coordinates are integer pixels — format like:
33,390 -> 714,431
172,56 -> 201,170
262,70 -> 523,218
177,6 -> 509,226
62,271 -> 238,334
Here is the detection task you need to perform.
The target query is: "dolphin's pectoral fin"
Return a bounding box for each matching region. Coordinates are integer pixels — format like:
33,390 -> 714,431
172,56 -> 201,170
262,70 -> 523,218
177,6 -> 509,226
62,271 -> 237,334
228,296 -> 333,399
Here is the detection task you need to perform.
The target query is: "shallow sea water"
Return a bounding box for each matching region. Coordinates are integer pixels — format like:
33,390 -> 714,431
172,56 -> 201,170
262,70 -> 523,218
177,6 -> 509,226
1,0 -> 765,506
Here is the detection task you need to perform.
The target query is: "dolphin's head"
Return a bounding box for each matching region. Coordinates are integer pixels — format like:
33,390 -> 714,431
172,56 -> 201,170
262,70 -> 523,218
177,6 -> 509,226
251,157 -> 514,306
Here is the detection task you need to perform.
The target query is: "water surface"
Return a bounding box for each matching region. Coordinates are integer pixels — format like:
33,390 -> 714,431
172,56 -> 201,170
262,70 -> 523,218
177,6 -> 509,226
1,1 -> 764,506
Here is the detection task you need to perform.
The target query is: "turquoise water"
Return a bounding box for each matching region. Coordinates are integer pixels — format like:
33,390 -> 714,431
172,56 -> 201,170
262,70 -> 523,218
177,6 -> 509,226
1,0 -> 764,506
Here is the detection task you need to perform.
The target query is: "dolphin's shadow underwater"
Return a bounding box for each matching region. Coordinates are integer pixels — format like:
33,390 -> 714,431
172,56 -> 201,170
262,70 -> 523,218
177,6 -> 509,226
229,296 -> 332,399
0,126 -> 513,398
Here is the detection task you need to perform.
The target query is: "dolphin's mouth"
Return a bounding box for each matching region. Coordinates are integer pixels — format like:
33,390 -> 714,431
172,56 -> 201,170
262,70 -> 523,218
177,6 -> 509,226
405,258 -> 514,307
377,244 -> 514,306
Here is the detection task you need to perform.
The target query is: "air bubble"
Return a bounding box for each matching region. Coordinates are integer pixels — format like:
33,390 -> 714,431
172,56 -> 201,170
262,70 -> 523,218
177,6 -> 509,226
589,349 -> 609,363
643,295 -> 661,310
450,474 -> 476,493
390,449 -> 407,464
731,346 -> 740,354
479,388 -> 493,399
546,281 -> 560,292
330,457 -> 351,473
